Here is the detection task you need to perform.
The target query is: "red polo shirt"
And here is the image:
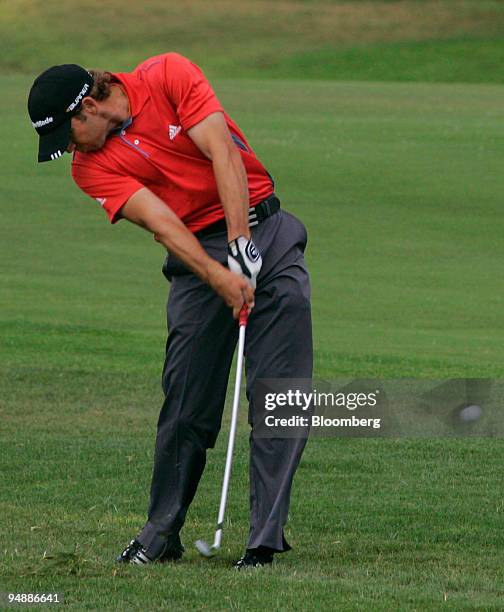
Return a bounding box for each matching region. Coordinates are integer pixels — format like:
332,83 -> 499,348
71,53 -> 274,232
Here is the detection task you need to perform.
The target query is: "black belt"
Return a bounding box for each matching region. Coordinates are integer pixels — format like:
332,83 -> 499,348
195,194 -> 280,239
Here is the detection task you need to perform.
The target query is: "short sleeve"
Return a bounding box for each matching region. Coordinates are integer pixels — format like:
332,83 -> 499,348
162,53 -> 223,130
72,155 -> 144,223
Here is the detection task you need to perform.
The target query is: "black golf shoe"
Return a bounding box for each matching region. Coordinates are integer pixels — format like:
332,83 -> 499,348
116,539 -> 154,565
159,541 -> 184,563
116,538 -> 184,565
234,547 -> 274,570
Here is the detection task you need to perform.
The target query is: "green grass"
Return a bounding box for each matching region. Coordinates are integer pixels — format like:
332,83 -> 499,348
2,74 -> 504,608
2,0 -> 504,83
260,38 -> 504,83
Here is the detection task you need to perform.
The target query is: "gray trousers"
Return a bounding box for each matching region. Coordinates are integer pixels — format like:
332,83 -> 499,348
137,210 -> 313,557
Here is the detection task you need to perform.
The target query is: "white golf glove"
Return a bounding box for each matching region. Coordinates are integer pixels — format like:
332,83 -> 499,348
227,235 -> 262,289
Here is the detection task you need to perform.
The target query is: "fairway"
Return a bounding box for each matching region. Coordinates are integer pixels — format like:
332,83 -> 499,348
2,73 -> 504,609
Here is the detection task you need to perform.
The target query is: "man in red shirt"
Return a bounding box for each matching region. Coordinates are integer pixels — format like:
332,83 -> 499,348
28,53 -> 312,569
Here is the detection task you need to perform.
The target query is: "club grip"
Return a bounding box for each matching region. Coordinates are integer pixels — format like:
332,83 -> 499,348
239,304 -> 249,327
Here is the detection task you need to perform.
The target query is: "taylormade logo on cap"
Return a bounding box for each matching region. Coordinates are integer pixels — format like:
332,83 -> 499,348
32,116 -> 54,128
66,82 -> 90,112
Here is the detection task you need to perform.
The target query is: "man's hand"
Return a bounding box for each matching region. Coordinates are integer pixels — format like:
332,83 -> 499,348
207,260 -> 255,318
228,235 -> 263,289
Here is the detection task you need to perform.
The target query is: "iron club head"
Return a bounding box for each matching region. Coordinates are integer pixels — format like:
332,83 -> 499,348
195,539 -> 219,558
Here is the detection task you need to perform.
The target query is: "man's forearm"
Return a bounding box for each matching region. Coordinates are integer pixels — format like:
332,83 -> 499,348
153,214 -> 221,283
211,145 -> 250,241
185,112 -> 251,242
120,187 -> 221,284
120,186 -> 256,317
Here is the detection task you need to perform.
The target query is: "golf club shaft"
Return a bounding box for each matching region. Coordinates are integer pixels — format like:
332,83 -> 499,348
212,308 -> 248,548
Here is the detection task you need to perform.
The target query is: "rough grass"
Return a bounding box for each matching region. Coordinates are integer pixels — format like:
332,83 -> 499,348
2,1 -> 504,82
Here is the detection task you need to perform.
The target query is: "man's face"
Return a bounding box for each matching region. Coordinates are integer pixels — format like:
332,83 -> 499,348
67,112 -> 110,154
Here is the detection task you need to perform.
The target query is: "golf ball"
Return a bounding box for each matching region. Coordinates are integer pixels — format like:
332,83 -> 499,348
458,404 -> 482,423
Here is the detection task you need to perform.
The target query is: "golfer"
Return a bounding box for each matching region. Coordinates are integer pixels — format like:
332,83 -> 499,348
27,53 -> 312,569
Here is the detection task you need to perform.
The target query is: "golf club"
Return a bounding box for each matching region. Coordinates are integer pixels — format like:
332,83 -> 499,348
195,304 -> 249,558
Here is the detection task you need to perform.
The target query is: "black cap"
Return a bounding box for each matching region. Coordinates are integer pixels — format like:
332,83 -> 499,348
28,64 -> 94,163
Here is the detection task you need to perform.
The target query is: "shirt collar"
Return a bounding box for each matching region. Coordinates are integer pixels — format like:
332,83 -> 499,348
110,72 -> 150,119
111,116 -> 133,135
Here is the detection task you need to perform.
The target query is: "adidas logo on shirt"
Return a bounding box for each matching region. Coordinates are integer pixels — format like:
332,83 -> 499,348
169,125 -> 182,141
